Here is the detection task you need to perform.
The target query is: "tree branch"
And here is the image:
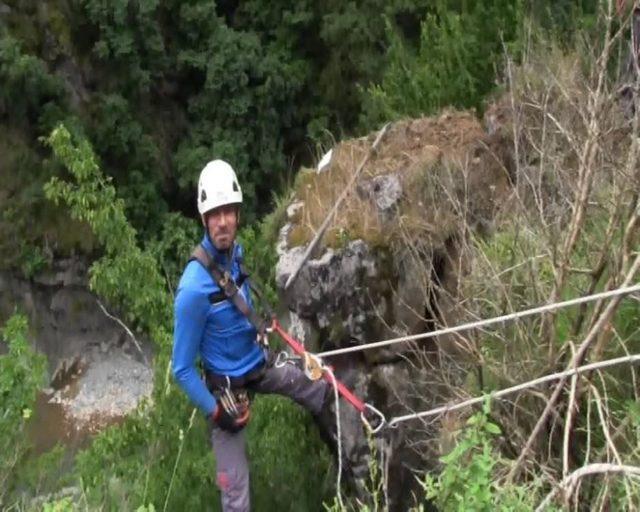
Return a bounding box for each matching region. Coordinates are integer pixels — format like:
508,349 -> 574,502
535,463 -> 640,512
507,251 -> 640,482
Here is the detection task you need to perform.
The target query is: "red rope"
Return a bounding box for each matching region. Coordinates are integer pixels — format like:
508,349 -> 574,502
272,320 -> 366,413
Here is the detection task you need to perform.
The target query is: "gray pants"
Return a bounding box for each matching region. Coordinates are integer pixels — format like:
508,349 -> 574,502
210,362 -> 328,512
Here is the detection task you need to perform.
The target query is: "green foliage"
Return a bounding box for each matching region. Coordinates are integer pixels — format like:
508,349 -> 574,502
46,123 -> 332,510
223,1 -> 433,143
86,93 -> 167,238
82,0 -> 166,93
0,34 -> 92,272
45,124 -> 172,341
19,244 -> 50,278
362,0 -> 524,125
247,396 -> 333,510
0,313 -> 47,504
0,35 -> 66,126
172,14 -> 296,222
529,0 -> 600,42
43,496 -> 74,512
324,435 -> 388,511
147,212 -> 200,290
12,444 -> 70,501
417,402 -> 536,511
1,0 -> 601,269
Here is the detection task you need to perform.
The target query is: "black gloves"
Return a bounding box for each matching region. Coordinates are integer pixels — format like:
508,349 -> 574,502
210,388 -> 250,433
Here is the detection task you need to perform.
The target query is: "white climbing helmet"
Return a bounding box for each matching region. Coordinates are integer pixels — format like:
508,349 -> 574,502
197,159 -> 243,215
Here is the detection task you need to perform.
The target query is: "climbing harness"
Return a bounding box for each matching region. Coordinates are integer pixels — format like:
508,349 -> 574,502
190,244 -> 272,339
190,244 -> 387,433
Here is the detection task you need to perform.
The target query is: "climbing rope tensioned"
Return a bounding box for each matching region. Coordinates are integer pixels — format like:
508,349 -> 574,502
268,283 -> 640,432
271,319 -> 387,433
316,283 -> 640,358
386,352 -> 640,427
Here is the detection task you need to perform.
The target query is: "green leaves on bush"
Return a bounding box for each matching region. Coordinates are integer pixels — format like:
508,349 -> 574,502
0,314 -> 47,503
0,36 -> 66,126
362,0 -> 524,125
45,124 -> 171,343
418,402 -> 536,512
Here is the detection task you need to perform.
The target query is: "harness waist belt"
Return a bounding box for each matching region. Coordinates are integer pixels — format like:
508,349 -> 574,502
205,363 -> 266,390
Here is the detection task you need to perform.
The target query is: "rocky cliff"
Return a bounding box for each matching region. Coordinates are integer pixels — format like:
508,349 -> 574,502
275,111 -> 514,509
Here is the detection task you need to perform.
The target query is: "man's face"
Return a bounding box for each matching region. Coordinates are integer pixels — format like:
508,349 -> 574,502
203,204 -> 239,251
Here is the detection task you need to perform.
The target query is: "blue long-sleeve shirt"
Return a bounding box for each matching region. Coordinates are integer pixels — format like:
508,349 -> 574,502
171,234 -> 265,416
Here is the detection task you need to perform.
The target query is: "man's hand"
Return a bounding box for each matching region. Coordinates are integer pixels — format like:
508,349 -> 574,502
210,389 -> 250,433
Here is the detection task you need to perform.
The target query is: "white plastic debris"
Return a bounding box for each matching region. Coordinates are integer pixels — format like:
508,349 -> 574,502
317,149 -> 333,173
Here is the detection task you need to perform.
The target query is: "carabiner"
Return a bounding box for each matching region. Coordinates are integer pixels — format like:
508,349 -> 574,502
360,403 -> 387,434
274,351 -> 299,368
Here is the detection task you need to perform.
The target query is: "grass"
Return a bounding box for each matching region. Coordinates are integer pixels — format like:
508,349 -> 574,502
285,111 -> 498,252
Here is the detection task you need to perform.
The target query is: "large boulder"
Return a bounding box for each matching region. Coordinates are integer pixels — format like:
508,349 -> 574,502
275,112 -> 514,510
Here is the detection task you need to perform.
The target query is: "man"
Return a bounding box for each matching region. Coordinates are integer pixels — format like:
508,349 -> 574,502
172,159 -> 328,512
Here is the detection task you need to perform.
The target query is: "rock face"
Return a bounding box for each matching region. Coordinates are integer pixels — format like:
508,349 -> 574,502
278,240 -> 380,345
357,173 -> 403,219
276,235 -> 439,510
0,257 -> 153,431
275,113 -> 513,510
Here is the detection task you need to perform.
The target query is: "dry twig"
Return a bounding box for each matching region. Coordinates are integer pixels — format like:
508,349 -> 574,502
535,463 -> 640,512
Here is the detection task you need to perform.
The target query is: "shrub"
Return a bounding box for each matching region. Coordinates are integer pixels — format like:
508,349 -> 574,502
0,314 -> 47,505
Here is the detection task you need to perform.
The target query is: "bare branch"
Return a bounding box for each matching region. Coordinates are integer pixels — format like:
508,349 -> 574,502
507,252 -> 640,481
96,299 -> 148,365
535,463 -> 640,512
563,342 -> 578,478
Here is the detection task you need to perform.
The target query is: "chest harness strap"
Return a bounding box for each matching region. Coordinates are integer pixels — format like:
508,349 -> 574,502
190,244 -> 272,338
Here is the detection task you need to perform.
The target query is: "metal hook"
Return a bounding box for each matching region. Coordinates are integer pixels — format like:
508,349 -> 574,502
274,351 -> 299,368
360,403 -> 387,435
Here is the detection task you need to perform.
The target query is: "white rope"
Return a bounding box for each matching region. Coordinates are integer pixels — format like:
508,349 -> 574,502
323,366 -> 344,510
317,283 -> 640,358
387,353 -> 640,426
